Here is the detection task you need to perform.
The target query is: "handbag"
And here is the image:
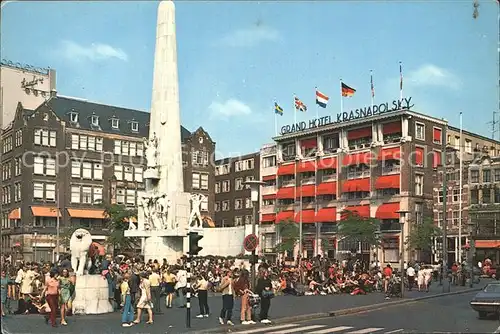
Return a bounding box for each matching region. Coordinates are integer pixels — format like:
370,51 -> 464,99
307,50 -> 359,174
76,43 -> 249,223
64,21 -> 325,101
262,289 -> 275,299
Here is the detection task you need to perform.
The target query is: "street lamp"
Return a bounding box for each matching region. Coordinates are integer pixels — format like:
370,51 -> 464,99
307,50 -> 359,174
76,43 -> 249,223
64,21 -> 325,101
244,180 -> 265,290
396,210 -> 409,298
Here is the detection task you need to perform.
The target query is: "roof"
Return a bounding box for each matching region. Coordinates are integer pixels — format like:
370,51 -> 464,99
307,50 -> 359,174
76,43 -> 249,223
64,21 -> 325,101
44,96 -> 191,140
215,151 -> 259,165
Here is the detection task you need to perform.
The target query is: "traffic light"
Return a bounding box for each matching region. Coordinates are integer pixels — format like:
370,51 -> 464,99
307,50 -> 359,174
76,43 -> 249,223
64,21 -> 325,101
188,231 -> 203,256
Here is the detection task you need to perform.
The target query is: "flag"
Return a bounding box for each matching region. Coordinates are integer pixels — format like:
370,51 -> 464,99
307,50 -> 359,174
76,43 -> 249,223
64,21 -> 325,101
399,62 -> 403,91
274,102 -> 283,116
341,82 -> 356,97
370,71 -> 375,98
295,96 -> 307,112
315,89 -> 329,108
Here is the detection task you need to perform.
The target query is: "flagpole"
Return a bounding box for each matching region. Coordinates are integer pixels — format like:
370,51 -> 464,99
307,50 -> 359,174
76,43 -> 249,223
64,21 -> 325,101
274,99 -> 278,137
340,79 -> 344,114
370,70 -> 374,111
315,87 -> 319,121
399,61 -> 403,102
293,94 -> 297,126
458,111 -> 463,261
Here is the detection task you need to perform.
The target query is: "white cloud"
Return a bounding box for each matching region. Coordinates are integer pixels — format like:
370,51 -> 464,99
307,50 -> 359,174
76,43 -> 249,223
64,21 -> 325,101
209,99 -> 252,117
407,64 -> 461,90
218,25 -> 280,48
57,40 -> 128,62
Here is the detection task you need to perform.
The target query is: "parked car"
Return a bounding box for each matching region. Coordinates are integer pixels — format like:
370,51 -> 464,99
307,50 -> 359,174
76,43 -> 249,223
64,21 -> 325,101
470,282 -> 500,319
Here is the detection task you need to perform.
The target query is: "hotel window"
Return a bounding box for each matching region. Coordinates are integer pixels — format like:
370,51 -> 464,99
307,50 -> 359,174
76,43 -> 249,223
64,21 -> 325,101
246,159 -> 254,170
87,136 -> 96,151
235,178 -> 244,191
71,186 -> 81,203
200,173 -> 209,190
114,140 -> 121,154
111,118 -> 119,129
215,201 -> 221,212
2,136 -> 12,153
82,162 -> 92,179
201,196 -> 208,211
235,199 -> 243,210
135,167 -> 143,182
91,115 -> 99,126
46,158 -> 56,176
415,174 -> 423,196
94,163 -> 103,180
235,216 -> 243,226
222,180 -> 230,192
245,198 -> 253,208
215,182 -> 221,194
14,182 -> 21,202
495,169 -> 500,182
126,189 -> 135,205
453,189 -> 460,202
15,157 -> 21,176
495,188 -> 500,203
282,143 -> 296,160
131,121 -> 139,132
483,169 -> 491,183
263,156 -> 276,168
33,157 -> 44,175
433,127 -> 442,144
222,200 -> 230,211
116,189 -> 125,204
129,142 -> 136,157
15,129 -> 22,147
263,199 -> 275,206
415,123 -> 425,140
323,135 -> 339,153
71,134 -> 79,150
470,170 -> 479,183
245,176 -> 255,188
71,161 -> 81,178
122,141 -> 129,155
465,139 -> 472,153
82,187 -> 92,204
483,189 -> 491,204
437,190 -> 443,203
93,187 -> 103,203
33,182 -> 44,199
454,136 -> 460,150
114,165 -> 123,181
124,166 -> 133,181
471,189 -> 479,204
137,143 -> 144,157
2,161 -> 11,180
45,184 -> 56,201
96,137 -> 103,151
192,173 -> 200,189
79,135 -> 88,150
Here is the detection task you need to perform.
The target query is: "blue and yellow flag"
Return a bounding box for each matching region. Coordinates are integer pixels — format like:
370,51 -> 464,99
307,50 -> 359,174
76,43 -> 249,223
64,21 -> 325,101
274,102 -> 284,116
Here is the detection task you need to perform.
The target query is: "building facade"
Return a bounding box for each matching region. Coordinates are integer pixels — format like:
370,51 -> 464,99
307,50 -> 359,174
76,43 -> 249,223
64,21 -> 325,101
259,143 -> 278,256
214,152 -> 260,228
0,60 -> 57,129
0,94 -> 215,260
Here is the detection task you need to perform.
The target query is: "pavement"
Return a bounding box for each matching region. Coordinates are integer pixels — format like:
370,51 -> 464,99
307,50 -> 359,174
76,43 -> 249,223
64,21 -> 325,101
0,280 -> 489,334
225,291 -> 500,333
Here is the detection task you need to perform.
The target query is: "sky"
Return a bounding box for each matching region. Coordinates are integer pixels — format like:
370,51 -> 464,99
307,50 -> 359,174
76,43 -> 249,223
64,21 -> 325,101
1,0 -> 498,157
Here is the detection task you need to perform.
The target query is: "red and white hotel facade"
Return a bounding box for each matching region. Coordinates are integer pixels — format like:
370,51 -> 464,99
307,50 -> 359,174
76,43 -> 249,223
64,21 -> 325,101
259,108 -> 449,267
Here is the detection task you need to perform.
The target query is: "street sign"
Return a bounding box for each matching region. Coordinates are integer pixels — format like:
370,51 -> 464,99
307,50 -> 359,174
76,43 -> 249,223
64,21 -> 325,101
244,234 -> 259,252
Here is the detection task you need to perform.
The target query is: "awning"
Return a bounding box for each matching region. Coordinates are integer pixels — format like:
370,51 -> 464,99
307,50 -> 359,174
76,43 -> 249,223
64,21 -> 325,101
378,147 -> 401,161
262,174 -> 276,181
316,207 -> 337,222
277,163 -> 295,176
318,157 -> 337,170
342,152 -> 373,166
375,175 -> 400,190
296,185 -> 315,198
276,187 -> 295,199
300,138 -> 317,149
317,182 -> 337,195
295,210 -> 316,223
261,214 -> 276,222
475,240 -> 500,249
262,194 -> 276,200
8,208 -> 20,220
67,209 -> 106,219
347,127 -> 372,140
298,160 -> 316,173
276,211 -> 294,223
375,202 -> 400,219
382,121 -> 401,135
433,151 -> 441,168
342,205 -> 370,218
342,178 -> 370,192
31,206 -> 61,218
433,127 -> 442,143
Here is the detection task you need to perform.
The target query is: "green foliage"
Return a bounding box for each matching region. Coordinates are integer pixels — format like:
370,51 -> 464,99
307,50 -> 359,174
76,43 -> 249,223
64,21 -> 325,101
405,217 -> 442,252
60,225 -> 79,250
274,219 -> 299,252
103,204 -> 139,252
337,210 -> 381,246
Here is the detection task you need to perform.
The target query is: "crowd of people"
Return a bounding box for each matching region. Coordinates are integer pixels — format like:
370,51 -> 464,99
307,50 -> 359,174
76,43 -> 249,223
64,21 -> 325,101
0,253 -> 452,328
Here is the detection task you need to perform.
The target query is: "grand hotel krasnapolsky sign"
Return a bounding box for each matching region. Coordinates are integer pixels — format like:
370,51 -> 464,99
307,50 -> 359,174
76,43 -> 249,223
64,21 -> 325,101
280,97 -> 414,135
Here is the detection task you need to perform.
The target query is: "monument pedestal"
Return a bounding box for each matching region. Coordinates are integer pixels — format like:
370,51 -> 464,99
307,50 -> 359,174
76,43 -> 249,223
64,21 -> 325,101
72,275 -> 113,315
143,233 -> 184,263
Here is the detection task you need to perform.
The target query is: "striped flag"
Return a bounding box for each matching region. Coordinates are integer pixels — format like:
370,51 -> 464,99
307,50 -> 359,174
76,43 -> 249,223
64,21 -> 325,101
370,71 -> 375,98
295,96 -> 307,112
315,89 -> 329,108
341,82 -> 356,97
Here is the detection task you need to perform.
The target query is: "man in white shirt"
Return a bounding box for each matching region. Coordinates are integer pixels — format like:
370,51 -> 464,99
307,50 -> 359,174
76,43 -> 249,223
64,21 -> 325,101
406,266 -> 416,291
175,268 -> 187,308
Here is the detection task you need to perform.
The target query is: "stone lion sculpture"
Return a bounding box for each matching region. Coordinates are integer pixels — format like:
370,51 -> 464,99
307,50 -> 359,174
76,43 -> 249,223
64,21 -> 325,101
70,228 -> 93,276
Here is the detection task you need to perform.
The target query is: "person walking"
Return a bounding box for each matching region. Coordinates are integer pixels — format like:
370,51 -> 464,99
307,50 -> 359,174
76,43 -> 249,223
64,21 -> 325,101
406,265 -> 416,291
194,273 -> 210,318
1,269 -> 10,317
218,270 -> 234,326
235,270 -> 255,325
256,269 -> 273,324
134,273 -> 153,325
120,273 -> 134,327
149,269 -> 162,314
42,270 -> 59,328
175,267 -> 187,308
163,269 -> 176,308
58,269 -> 72,326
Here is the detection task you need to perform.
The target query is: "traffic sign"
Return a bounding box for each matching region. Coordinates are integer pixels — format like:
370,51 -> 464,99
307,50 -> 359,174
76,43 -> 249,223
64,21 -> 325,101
243,233 -> 259,252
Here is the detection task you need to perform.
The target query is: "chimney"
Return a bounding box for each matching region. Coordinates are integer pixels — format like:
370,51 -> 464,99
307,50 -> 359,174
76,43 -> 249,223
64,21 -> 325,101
50,89 -> 57,98
48,69 -> 57,91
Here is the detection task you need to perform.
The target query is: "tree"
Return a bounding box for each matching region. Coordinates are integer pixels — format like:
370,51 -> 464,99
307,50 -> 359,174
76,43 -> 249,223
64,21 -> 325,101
274,219 -> 299,253
103,204 -> 139,253
337,210 -> 380,258
405,217 -> 442,253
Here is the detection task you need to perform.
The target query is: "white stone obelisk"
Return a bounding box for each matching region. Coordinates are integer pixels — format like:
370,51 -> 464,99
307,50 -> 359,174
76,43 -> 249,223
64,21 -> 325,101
125,0 -> 191,263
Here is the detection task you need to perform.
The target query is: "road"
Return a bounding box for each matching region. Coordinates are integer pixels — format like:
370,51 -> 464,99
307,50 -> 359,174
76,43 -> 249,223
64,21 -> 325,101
228,291 -> 499,334
0,282 -> 484,334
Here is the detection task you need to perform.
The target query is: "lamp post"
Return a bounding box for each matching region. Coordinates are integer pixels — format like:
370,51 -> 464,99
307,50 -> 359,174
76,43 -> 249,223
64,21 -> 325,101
33,230 -> 38,263
396,210 -> 409,298
244,180 -> 265,290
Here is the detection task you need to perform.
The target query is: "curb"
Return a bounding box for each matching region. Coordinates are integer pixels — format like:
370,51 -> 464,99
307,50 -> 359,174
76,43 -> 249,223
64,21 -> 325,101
194,287 -> 482,334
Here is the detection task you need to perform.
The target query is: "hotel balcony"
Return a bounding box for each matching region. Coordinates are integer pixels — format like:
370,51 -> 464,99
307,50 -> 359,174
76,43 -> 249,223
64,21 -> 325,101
261,185 -> 277,196
347,170 -> 370,179
261,166 -> 277,178
277,203 -> 294,211
382,165 -> 401,175
260,205 -> 276,215
300,176 -> 316,185
299,199 -> 316,210
282,179 -> 296,187
317,199 -> 337,209
282,153 -> 296,162
322,174 -> 337,182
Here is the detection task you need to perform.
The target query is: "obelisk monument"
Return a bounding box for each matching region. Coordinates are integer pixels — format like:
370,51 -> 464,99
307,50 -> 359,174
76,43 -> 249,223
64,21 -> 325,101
125,0 -> 197,263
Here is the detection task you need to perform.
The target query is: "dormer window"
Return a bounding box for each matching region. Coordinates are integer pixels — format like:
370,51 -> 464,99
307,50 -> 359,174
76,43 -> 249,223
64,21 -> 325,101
111,118 -> 120,129
69,111 -> 78,123
91,115 -> 99,127
131,121 -> 139,132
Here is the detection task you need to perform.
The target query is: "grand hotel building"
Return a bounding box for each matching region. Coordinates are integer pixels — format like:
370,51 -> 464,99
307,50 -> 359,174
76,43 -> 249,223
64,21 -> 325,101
258,106 -> 500,266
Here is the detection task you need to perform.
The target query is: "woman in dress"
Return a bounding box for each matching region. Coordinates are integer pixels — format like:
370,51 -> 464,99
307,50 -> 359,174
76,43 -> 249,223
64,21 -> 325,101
134,272 -> 153,324
1,269 -> 10,317
423,266 -> 432,292
42,270 -> 59,328
417,267 -> 425,292
58,269 -> 71,326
